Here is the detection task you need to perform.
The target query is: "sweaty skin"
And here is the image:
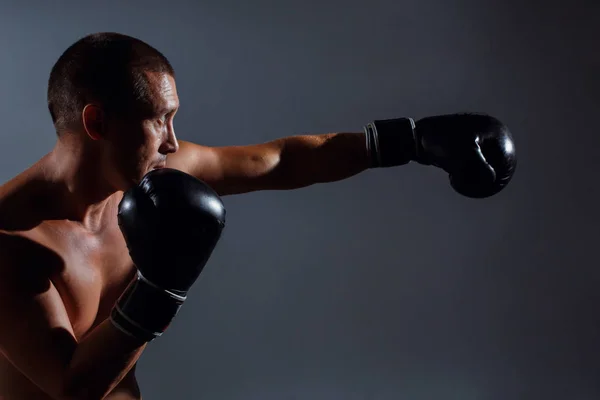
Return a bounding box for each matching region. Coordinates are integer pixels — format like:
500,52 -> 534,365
0,72 -> 369,400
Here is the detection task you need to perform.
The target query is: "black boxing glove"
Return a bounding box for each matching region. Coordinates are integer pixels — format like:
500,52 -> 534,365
364,113 -> 517,198
110,168 -> 226,342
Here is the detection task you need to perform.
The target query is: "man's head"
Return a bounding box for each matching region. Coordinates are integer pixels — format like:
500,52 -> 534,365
48,32 -> 180,189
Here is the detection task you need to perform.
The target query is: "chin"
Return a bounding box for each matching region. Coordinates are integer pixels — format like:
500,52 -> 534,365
149,163 -> 167,173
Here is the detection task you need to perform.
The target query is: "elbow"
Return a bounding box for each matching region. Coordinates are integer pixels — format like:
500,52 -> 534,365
270,147 -> 318,189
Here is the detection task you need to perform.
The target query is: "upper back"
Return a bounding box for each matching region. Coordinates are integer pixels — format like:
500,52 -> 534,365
0,161 -> 54,233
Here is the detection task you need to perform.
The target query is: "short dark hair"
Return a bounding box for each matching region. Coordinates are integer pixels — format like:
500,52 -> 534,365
47,32 -> 175,133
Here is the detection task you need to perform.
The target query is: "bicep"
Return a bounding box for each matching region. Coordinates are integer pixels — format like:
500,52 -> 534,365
0,245 -> 77,399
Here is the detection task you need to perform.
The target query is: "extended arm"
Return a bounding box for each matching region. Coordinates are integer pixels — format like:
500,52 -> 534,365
168,113 -> 517,198
167,132 -> 370,196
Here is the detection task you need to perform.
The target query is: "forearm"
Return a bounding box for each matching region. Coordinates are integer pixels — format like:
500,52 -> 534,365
272,132 -> 370,188
64,319 -> 146,399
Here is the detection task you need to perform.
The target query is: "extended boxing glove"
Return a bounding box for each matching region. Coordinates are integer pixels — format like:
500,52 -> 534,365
364,113 -> 517,198
110,168 -> 226,342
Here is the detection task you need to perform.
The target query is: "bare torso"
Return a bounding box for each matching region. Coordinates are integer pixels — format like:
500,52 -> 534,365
0,166 -> 144,399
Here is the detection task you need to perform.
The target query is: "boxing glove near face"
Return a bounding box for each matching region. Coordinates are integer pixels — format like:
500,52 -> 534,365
117,168 -> 226,293
111,168 -> 226,341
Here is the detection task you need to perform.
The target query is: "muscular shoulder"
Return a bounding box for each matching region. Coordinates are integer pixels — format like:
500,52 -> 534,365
165,140 -> 219,175
166,139 -> 281,195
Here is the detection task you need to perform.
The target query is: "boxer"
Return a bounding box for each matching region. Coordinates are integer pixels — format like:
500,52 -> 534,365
0,32 -> 516,399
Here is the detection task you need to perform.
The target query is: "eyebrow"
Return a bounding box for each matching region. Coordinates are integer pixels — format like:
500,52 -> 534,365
158,105 -> 178,115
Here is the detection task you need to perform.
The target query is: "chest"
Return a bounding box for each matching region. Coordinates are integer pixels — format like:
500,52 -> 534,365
43,227 -> 137,340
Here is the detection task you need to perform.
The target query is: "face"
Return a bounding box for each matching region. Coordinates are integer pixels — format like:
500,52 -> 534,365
96,72 -> 180,190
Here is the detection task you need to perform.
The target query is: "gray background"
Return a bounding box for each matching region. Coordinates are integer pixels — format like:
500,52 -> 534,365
1,0 -> 598,399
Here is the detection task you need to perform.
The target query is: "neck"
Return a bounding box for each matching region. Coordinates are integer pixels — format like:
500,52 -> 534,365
48,134 -> 118,229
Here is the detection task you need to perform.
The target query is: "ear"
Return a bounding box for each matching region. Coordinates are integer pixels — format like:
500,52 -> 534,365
82,104 -> 105,141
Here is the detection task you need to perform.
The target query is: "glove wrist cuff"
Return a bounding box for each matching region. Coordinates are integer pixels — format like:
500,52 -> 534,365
365,117 -> 417,168
110,273 -> 186,343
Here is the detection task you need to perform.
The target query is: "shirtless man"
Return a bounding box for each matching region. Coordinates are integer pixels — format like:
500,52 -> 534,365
0,32 -> 516,400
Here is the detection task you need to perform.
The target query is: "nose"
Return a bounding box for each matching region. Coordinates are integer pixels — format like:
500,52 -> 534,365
159,126 -> 179,155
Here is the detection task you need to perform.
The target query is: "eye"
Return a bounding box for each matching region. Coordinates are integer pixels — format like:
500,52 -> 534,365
155,114 -> 168,125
